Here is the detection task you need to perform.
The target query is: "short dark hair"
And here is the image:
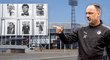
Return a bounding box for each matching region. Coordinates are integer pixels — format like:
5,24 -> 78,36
89,4 -> 101,12
22,4 -> 29,8
93,4 -> 101,11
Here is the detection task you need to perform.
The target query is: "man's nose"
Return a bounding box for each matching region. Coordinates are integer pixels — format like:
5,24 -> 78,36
86,14 -> 89,17
87,17 -> 90,20
87,14 -> 90,18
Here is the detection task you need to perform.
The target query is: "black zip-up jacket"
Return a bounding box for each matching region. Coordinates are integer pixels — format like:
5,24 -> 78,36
58,23 -> 110,60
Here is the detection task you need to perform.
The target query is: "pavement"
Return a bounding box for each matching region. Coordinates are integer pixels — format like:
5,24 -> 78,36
0,49 -> 78,60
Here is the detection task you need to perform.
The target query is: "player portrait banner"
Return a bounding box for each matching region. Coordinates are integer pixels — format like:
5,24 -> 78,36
34,20 -> 47,35
18,4 -> 32,18
33,4 -> 48,19
3,4 -> 17,18
20,20 -> 32,35
5,19 -> 17,35
0,4 -> 48,36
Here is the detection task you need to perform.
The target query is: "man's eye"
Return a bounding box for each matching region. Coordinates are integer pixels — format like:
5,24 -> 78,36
89,12 -> 93,14
86,12 -> 93,15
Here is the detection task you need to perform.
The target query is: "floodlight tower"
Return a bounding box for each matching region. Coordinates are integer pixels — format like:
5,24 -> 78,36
69,0 -> 78,30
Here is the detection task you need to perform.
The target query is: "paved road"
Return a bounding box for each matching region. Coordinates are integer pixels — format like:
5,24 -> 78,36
0,49 -> 78,60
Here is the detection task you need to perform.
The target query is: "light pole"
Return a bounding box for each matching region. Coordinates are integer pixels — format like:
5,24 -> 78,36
69,0 -> 78,30
69,0 -> 78,49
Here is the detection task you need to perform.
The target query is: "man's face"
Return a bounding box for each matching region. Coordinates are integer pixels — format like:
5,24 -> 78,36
9,23 -> 13,28
22,6 -> 29,13
86,5 -> 100,26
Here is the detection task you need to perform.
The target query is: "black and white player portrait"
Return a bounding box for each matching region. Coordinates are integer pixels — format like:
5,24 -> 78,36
18,4 -> 32,17
34,20 -> 47,35
7,4 -> 15,16
22,21 -> 30,34
5,20 -> 17,35
21,4 -> 29,16
34,4 -> 48,18
3,4 -> 17,17
36,21 -> 44,34
20,20 -> 32,35
7,22 -> 15,34
36,4 -> 44,16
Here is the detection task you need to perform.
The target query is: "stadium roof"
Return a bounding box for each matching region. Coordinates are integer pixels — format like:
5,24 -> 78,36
49,22 -> 81,29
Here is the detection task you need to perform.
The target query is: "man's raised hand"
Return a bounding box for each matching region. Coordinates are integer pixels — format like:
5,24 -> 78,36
53,25 -> 63,34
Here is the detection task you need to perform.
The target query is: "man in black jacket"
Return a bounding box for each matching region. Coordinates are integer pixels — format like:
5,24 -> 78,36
53,4 -> 110,60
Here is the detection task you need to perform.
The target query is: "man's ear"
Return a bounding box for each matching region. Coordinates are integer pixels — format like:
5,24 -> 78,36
98,12 -> 101,16
97,11 -> 100,18
98,10 -> 101,16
